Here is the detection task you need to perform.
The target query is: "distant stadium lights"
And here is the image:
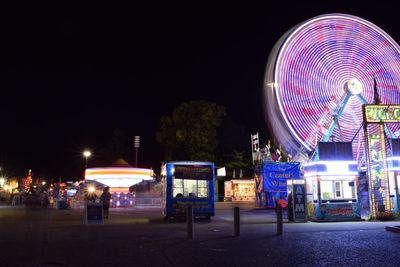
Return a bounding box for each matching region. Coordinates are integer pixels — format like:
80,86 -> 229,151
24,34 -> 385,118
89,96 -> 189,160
134,136 -> 140,167
134,136 -> 140,148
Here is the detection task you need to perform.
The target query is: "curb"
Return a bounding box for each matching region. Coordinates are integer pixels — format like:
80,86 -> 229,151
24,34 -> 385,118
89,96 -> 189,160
385,226 -> 400,233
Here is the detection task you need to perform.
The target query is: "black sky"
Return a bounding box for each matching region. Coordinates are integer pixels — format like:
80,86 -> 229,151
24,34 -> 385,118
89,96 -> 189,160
1,2 -> 399,179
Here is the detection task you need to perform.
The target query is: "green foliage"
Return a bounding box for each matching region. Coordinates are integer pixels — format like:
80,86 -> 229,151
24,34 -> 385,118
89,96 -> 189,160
369,211 -> 397,221
225,150 -> 252,177
376,211 -> 395,221
216,116 -> 254,177
156,100 -> 226,161
225,150 -> 250,170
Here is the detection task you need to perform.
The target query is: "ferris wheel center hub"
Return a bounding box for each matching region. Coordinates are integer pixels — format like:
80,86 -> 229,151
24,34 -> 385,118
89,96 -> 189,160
346,78 -> 363,95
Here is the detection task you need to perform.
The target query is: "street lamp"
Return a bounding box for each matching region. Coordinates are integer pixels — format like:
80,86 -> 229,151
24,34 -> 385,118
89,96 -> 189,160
83,150 -> 91,168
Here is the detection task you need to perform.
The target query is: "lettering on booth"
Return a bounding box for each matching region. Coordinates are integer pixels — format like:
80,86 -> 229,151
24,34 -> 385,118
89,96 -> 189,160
295,186 -> 305,212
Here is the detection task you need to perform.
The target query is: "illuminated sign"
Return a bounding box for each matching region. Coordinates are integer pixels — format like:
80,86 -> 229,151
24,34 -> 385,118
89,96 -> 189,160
364,123 -> 390,217
293,183 -> 307,222
363,105 -> 400,123
303,161 -> 358,177
85,167 -> 153,188
263,162 -> 300,192
173,165 -> 213,180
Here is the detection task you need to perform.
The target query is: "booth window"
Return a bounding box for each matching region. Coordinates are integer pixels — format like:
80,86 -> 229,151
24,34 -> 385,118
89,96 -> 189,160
335,182 -> 341,198
321,179 -> 357,202
173,178 -> 208,198
313,180 -> 318,202
173,178 -> 184,196
197,180 -> 208,198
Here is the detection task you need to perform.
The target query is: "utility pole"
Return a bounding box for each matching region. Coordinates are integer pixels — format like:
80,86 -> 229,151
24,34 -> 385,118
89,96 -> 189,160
134,136 -> 140,168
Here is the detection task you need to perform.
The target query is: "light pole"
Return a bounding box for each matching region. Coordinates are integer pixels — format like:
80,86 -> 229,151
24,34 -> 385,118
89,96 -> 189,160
83,150 -> 92,168
134,136 -> 140,168
0,177 -> 5,200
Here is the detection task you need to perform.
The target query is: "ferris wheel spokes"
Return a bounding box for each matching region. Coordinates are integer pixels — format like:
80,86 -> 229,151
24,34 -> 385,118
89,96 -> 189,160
323,92 -> 352,142
264,14 -> 400,161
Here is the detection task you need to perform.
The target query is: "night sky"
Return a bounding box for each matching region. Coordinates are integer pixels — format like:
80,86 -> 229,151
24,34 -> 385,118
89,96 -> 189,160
1,2 -> 399,179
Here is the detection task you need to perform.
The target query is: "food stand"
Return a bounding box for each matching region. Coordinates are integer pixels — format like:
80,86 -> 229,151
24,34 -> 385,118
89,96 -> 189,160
224,179 -> 255,201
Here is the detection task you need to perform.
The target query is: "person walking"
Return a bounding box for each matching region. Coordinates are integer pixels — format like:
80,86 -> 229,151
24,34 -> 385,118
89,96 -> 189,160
100,187 -> 112,219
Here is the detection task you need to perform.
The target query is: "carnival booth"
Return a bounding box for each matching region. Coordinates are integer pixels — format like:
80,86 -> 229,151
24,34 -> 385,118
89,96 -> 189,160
224,179 -> 255,202
84,159 -> 153,207
304,142 -> 361,221
254,161 -> 301,208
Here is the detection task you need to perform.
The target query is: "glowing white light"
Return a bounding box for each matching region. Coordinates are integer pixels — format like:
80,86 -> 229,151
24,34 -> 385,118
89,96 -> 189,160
217,167 -> 226,176
88,185 -> 95,193
85,167 -> 153,188
304,160 -> 358,177
292,179 -> 305,184
347,78 -> 363,95
83,151 -> 91,158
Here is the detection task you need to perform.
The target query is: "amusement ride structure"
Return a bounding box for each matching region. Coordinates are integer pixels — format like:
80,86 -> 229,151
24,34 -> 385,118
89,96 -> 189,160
263,13 -> 400,164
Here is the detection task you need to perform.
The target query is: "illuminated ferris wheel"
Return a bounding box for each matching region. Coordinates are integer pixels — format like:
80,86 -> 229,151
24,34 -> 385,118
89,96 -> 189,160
264,13 -> 400,162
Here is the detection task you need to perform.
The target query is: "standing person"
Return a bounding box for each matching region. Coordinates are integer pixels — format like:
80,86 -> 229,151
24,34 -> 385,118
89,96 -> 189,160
42,192 -> 50,208
277,195 -> 288,218
100,187 -> 112,219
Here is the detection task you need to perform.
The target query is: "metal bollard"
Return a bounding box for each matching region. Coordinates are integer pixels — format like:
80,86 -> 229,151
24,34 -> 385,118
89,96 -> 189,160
187,206 -> 194,239
277,203 -> 283,235
234,207 -> 240,237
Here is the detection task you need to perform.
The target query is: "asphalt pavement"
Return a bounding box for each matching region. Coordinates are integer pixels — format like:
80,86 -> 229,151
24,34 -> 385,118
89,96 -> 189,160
0,202 -> 399,267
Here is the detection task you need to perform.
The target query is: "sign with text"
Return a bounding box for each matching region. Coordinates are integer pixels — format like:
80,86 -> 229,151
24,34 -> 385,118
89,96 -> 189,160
363,104 -> 400,123
263,162 -> 300,192
319,203 -> 361,220
293,183 -> 307,222
173,165 -> 213,180
85,202 -> 104,225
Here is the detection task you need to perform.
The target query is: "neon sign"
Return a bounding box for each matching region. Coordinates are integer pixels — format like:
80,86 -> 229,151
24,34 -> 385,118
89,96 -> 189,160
362,103 -> 399,216
364,105 -> 400,123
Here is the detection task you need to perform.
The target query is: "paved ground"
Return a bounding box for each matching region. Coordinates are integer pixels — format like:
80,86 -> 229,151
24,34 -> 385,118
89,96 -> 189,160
0,202 -> 399,267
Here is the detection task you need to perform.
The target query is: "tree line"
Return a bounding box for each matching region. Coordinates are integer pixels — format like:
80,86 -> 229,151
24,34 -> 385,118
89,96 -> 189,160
91,100 -> 254,178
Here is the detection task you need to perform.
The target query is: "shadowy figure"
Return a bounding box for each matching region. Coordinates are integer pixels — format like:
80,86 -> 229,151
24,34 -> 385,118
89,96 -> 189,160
42,192 -> 50,208
100,187 -> 112,219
